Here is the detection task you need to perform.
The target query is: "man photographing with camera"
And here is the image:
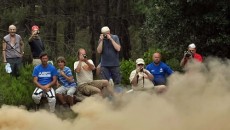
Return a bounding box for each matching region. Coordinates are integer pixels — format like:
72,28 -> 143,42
129,58 -> 154,91
97,26 -> 121,88
28,25 -> 45,66
180,43 -> 203,67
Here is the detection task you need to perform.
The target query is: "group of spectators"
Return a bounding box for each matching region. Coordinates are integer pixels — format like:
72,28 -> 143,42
130,44 -> 203,93
2,25 -> 203,112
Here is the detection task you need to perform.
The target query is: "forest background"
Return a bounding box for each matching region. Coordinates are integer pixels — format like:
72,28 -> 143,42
0,0 -> 230,106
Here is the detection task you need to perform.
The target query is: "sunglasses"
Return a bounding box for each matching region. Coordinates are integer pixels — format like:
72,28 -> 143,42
137,64 -> 144,66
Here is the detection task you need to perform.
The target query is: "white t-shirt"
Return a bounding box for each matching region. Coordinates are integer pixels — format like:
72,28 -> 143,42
129,70 -> 154,91
74,60 -> 94,85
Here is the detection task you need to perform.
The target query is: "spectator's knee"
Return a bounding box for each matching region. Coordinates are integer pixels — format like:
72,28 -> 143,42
102,80 -> 109,87
32,94 -> 41,104
67,91 -> 74,96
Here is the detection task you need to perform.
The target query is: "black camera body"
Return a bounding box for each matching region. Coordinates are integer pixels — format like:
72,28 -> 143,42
140,68 -> 144,72
35,30 -> 40,35
103,34 -> 107,39
184,51 -> 193,57
83,54 -> 87,59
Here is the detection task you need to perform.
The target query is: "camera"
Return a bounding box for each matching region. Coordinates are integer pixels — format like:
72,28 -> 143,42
140,68 -> 143,72
83,54 -> 87,59
34,30 -> 40,35
184,51 -> 192,57
103,34 -> 107,39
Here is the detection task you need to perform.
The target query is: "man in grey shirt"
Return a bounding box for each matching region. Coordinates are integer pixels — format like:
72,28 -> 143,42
2,25 -> 24,77
97,26 -> 121,87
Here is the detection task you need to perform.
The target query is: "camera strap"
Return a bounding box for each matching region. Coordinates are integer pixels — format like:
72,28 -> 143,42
142,76 -> 144,88
3,38 -> 22,55
136,72 -> 145,88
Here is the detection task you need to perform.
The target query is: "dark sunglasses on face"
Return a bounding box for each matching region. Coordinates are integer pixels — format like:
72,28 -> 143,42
137,64 -> 144,66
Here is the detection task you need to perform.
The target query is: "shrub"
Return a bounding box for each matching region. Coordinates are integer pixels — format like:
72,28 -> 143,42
120,59 -> 135,85
0,64 -> 34,107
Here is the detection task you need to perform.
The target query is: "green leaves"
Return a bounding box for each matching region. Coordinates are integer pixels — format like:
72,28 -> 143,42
0,64 -> 34,107
120,59 -> 135,85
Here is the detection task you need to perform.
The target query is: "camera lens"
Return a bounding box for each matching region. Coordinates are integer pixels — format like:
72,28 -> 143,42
103,34 -> 107,39
140,68 -> 143,72
83,55 -> 87,58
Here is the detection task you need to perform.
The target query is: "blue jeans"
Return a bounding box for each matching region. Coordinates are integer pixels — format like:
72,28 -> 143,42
100,66 -> 121,85
6,57 -> 22,77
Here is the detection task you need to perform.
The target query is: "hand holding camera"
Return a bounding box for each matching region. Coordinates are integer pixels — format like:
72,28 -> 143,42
184,51 -> 193,58
32,30 -> 39,36
136,67 -> 144,73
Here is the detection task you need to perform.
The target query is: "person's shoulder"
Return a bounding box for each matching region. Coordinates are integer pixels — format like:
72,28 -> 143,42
111,34 -> 119,38
16,34 -> 22,38
88,59 -> 94,64
195,53 -> 202,57
34,64 -> 42,69
74,61 -> 79,64
64,66 -> 71,71
160,62 -> 169,67
3,34 -> 9,39
146,62 -> 153,67
130,69 -> 136,74
48,64 -> 56,69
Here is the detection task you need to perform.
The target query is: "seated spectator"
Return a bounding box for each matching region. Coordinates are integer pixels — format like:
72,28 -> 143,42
56,56 -> 77,107
74,48 -> 115,97
146,52 -> 173,86
31,52 -> 57,112
130,58 -> 166,93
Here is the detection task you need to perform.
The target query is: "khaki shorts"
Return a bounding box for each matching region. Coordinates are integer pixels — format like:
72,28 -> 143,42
56,86 -> 76,96
78,80 -> 105,96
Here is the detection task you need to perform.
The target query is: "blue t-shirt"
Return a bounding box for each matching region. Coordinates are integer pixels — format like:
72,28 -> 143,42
57,66 -> 76,88
32,64 -> 57,85
146,62 -> 173,85
100,34 -> 120,67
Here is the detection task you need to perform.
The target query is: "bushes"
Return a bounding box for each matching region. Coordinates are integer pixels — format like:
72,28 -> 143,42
0,64 -> 34,107
120,59 -> 135,85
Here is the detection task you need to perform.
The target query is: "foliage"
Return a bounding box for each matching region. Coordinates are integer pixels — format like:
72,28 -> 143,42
0,64 -> 34,107
135,0 -> 230,58
120,59 -> 135,85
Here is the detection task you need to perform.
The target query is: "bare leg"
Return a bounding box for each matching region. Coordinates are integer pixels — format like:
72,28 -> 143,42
56,93 -> 67,105
67,95 -> 74,106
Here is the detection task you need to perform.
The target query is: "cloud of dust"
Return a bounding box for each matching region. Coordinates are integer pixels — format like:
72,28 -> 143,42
0,57 -> 230,130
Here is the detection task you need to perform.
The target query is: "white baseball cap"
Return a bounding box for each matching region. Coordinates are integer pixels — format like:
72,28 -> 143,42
101,26 -> 110,33
188,43 -> 196,49
136,58 -> 145,65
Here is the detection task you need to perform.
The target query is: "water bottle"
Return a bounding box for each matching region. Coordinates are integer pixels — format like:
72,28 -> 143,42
5,63 -> 12,73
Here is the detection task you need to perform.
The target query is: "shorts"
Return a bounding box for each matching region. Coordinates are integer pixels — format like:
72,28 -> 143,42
56,86 -> 76,96
78,80 -> 105,96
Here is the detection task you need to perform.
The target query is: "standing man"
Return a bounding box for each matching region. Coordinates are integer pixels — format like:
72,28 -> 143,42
97,26 -> 121,87
28,25 -> 45,66
74,48 -> 115,97
32,52 -> 57,112
180,43 -> 203,67
146,52 -> 174,86
2,25 -> 24,77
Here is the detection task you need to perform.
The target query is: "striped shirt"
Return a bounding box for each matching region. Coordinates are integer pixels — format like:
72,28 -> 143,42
57,66 -> 76,87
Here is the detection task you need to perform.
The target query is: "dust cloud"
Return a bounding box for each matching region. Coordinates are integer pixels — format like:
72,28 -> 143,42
1,57 -> 230,130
